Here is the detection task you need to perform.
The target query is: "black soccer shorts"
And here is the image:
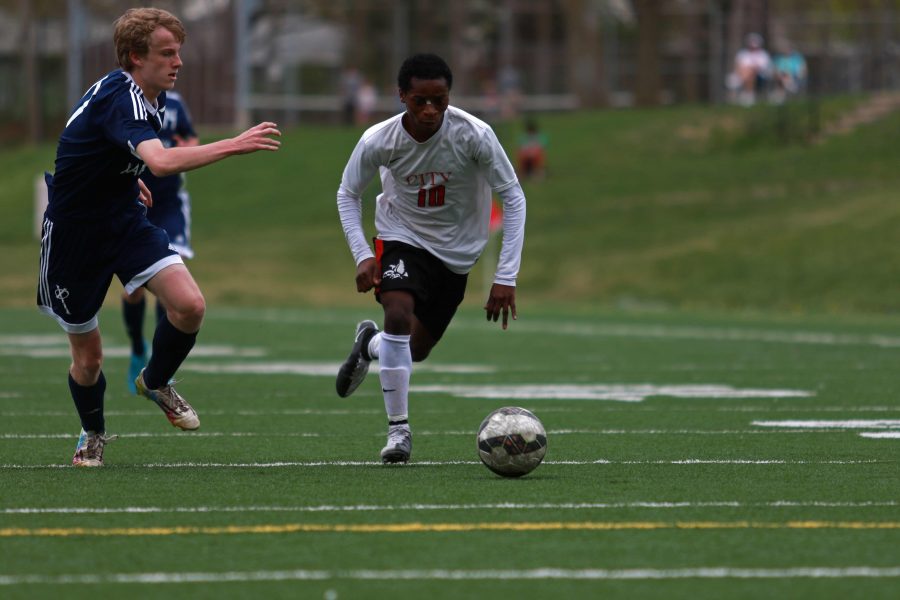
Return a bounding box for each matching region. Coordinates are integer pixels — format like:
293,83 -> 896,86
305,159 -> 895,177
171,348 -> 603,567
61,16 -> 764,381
374,239 -> 468,341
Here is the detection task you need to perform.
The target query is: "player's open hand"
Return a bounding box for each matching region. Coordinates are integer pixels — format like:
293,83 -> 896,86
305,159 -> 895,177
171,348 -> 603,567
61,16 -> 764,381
233,122 -> 281,154
355,257 -> 381,293
484,283 -> 517,330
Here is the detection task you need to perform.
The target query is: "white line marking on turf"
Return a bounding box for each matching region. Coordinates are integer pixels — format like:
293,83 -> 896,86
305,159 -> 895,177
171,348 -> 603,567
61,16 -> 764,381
411,384 -> 812,402
1,566 -> 899,585
861,432 -> 900,439
753,420 -> 900,429
4,406 -> 899,417
4,500 -> 896,515
0,458 -> 881,469
0,429 -> 855,440
0,432 -> 321,439
510,320 -> 900,349
180,362 -> 495,375
0,344 -> 266,359
0,409 -> 382,417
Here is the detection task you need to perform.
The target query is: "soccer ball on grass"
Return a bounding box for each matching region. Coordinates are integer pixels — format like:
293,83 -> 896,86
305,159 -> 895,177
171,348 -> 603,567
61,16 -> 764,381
476,406 -> 547,477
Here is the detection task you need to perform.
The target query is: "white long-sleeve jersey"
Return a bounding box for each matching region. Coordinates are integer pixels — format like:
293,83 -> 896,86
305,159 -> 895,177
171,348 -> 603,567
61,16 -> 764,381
337,105 -> 526,285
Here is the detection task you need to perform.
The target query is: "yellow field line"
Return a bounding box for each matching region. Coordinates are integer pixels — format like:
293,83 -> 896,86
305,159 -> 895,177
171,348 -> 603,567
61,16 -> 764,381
2,521 -> 899,538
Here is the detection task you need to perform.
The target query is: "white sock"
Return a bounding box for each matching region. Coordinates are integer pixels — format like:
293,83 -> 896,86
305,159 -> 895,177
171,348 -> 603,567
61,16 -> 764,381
367,332 -> 382,360
378,332 -> 411,422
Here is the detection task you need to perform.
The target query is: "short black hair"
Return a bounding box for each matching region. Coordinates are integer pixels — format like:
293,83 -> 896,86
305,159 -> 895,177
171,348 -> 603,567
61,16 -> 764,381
397,53 -> 453,92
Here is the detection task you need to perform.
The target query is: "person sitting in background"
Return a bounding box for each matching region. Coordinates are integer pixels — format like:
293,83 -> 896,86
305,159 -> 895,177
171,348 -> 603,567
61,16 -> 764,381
516,118 -> 548,180
729,32 -> 773,106
772,42 -> 807,104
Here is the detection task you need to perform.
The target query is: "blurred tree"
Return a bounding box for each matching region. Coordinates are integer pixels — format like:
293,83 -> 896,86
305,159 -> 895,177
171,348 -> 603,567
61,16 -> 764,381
634,0 -> 662,106
560,0 -> 608,107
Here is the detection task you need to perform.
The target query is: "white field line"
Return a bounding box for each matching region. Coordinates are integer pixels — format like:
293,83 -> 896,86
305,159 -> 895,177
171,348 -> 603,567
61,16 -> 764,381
753,420 -> 900,429
205,308 -> 900,349
0,429 -> 860,440
3,500 -> 897,515
0,458 -> 882,469
0,344 -> 266,359
409,383 -> 812,402
1,566 -> 899,585
0,432 -> 321,439
181,362 -> 495,376
506,320 -> 900,349
861,432 -> 900,439
0,409 -> 383,417
3,406 -> 898,416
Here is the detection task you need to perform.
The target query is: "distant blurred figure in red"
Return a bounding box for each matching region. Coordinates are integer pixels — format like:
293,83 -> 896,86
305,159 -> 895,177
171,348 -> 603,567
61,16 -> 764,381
516,118 -> 548,180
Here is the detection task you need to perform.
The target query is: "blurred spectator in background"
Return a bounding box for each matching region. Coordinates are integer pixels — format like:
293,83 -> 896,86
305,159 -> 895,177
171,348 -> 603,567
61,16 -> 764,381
354,77 -> 378,125
516,118 -> 548,180
341,67 -> 362,125
727,32 -> 773,106
771,42 -> 807,104
498,64 -> 522,121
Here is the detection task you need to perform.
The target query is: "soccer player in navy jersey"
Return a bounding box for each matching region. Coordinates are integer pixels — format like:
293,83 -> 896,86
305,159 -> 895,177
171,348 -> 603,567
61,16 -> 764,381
334,54 -> 526,463
37,7 -> 281,466
122,90 -> 199,394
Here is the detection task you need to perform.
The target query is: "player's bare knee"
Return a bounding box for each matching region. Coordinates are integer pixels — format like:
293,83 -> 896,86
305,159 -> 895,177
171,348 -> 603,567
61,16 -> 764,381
71,353 -> 103,383
169,293 -> 205,331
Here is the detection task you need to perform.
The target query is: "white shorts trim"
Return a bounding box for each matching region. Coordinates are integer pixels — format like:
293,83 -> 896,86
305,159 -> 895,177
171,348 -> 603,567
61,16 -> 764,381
38,305 -> 99,334
124,255 -> 184,295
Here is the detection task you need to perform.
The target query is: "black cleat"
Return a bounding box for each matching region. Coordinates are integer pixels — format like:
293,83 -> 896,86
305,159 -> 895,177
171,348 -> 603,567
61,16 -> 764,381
336,320 -> 379,398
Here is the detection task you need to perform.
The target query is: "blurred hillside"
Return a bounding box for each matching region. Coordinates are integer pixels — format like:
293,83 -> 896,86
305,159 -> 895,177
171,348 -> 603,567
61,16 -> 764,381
1,98 -> 898,315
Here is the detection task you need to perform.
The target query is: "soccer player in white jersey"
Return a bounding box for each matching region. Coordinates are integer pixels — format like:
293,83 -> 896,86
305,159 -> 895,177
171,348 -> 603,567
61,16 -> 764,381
37,8 -> 280,466
335,53 -> 527,463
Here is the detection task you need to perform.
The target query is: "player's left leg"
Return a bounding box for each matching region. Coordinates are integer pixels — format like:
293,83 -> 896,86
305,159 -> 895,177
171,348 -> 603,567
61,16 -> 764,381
377,290 -> 416,463
122,287 -> 148,393
135,264 -> 204,430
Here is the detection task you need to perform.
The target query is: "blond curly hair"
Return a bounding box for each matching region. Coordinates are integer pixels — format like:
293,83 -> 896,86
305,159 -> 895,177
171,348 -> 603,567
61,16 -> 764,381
113,8 -> 186,71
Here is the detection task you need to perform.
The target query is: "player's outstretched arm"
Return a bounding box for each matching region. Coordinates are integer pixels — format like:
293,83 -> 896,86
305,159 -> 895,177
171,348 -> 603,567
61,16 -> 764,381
137,121 -> 281,177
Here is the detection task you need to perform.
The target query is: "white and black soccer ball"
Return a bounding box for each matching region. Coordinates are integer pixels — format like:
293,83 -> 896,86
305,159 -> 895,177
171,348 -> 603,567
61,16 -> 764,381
477,406 -> 547,477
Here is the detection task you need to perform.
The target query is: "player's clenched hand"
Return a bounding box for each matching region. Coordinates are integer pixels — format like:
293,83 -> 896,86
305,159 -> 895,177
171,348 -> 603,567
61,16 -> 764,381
137,178 -> 152,207
232,122 -> 281,154
484,283 -> 517,330
355,257 -> 381,293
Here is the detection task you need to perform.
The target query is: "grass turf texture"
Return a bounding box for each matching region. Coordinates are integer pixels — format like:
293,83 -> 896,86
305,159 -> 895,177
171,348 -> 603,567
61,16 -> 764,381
1,305 -> 898,598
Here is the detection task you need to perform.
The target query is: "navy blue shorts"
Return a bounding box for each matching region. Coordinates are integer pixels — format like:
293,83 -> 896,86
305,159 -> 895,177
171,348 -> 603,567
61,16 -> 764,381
148,189 -> 193,259
37,212 -> 181,333
374,239 -> 468,341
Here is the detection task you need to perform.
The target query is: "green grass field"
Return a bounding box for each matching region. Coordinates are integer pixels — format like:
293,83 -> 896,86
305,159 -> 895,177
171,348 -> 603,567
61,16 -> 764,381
1,305 -> 898,598
1,100 -> 899,597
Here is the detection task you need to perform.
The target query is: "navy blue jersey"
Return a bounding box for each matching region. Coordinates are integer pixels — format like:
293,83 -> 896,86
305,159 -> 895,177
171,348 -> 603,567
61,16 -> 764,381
47,69 -> 165,222
141,91 -> 196,201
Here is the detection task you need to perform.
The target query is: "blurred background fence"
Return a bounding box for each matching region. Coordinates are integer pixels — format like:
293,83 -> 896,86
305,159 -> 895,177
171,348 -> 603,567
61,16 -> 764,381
2,0 -> 898,143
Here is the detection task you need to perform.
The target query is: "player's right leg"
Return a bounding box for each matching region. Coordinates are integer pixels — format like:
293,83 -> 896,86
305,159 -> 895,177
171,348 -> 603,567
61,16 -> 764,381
335,320 -> 380,398
67,329 -> 115,466
37,215 -> 117,466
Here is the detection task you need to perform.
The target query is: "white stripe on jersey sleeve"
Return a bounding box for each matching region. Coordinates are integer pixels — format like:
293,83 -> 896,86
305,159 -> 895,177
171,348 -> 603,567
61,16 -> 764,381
129,83 -> 146,120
